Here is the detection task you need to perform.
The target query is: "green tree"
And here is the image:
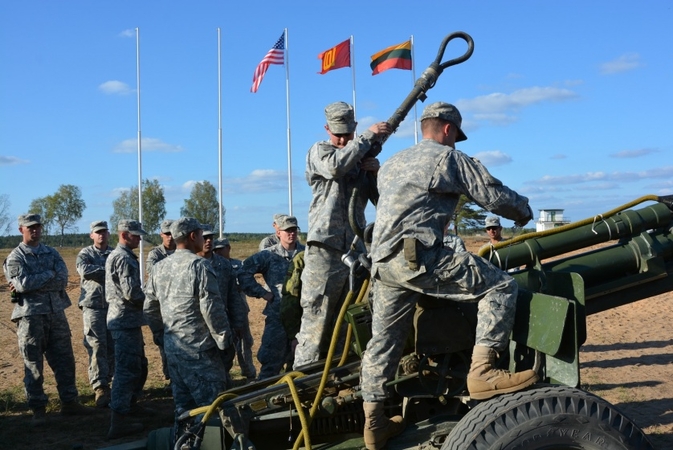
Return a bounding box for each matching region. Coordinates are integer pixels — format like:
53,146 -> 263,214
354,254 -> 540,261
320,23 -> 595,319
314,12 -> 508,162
453,195 -> 487,234
28,196 -> 55,235
110,178 -> 166,234
180,180 -> 225,228
49,184 -> 86,242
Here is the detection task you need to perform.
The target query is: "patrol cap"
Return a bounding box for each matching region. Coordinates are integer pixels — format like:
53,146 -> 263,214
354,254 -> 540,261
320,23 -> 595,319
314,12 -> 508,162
325,101 -> 356,134
485,216 -> 501,228
273,213 -> 287,224
277,215 -> 299,231
201,224 -> 216,237
90,220 -> 109,233
214,238 -> 230,249
170,217 -> 202,239
160,219 -> 174,234
118,219 -> 147,236
18,214 -> 42,227
420,102 -> 467,142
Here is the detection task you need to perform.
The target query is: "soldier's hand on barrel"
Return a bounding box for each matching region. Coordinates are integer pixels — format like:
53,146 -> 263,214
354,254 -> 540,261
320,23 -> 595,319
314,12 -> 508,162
368,122 -> 392,138
361,157 -> 380,173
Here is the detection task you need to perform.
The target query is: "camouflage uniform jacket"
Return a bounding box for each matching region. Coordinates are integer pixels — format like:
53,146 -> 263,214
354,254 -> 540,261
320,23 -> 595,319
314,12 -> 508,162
238,242 -> 305,317
258,234 -> 279,251
305,131 -> 377,252
204,253 -> 246,331
105,243 -> 145,330
146,245 -> 174,276
372,140 -> 531,267
3,242 -> 70,321
228,257 -> 250,313
144,249 -> 232,356
76,244 -> 113,309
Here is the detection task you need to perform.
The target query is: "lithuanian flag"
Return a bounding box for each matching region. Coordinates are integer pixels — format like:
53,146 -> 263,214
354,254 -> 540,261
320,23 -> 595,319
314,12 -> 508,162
370,40 -> 412,75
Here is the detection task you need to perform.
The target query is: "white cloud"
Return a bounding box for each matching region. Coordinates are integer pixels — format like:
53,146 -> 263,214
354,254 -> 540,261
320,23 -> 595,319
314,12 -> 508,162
550,154 -> 567,160
119,29 -> 135,38
0,155 -> 29,166
456,86 -> 578,114
610,148 -> 658,158
527,166 -> 673,186
224,169 -> 288,194
600,53 -> 641,75
113,138 -> 184,153
99,80 -> 133,95
472,150 -> 512,167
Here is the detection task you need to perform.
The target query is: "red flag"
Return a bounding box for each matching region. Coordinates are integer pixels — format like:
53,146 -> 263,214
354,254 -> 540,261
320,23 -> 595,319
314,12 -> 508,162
251,33 -> 285,93
318,39 -> 351,74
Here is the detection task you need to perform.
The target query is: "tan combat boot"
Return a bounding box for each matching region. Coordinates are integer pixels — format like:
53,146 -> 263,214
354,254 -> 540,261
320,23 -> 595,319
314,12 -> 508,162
467,345 -> 539,400
107,410 -> 143,440
95,386 -> 111,408
363,401 -> 405,450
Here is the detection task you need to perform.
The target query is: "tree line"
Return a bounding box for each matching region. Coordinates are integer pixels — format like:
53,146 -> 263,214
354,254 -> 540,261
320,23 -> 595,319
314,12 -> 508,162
1,181 -> 493,242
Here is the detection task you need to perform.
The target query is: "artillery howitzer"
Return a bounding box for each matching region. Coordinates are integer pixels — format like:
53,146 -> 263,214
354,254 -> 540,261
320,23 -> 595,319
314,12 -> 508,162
103,30 -> 671,449
125,194 -> 672,450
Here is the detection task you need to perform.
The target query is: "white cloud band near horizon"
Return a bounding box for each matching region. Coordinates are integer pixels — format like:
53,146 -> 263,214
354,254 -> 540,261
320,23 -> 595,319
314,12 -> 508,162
113,138 -> 184,153
99,80 -> 133,95
528,165 -> 673,186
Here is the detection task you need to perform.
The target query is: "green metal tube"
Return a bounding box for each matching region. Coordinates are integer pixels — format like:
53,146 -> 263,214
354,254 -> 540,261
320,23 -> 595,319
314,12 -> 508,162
483,202 -> 672,270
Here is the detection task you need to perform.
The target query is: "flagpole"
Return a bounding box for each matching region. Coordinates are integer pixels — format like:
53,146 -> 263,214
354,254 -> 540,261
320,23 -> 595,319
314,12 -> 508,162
411,35 -> 418,144
217,28 -> 224,238
136,27 -> 145,281
350,35 -> 357,132
284,28 -> 293,216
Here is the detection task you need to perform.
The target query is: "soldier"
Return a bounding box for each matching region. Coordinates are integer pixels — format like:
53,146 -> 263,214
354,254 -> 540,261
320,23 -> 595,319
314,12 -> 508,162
144,218 -> 232,417
3,214 -> 92,425
480,216 -> 505,249
197,226 -> 244,386
293,101 -> 391,369
443,222 -> 466,253
76,220 -> 114,407
214,237 -> 257,382
360,102 -> 537,449
105,219 -> 149,439
238,216 -> 305,379
258,213 -> 285,251
145,219 -> 175,382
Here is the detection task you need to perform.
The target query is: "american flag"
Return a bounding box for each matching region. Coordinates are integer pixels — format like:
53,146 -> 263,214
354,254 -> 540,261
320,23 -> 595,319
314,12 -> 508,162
250,33 -> 285,93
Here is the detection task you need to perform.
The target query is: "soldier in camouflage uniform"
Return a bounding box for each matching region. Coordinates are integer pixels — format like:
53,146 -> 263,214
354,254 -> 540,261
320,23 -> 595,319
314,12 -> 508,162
3,214 -> 92,425
293,102 -> 391,369
144,218 -> 232,417
105,219 -> 149,439
359,102 -> 538,449
145,219 -> 175,381
214,237 -> 257,381
258,213 -> 285,251
198,226 -> 244,386
76,220 -> 114,407
238,216 -> 305,379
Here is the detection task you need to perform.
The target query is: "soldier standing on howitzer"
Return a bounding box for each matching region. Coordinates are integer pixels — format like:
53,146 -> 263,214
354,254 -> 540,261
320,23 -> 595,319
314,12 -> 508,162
293,101 -> 392,369
197,226 -> 245,387
359,102 -> 538,449
105,219 -> 150,439
145,219 -> 175,384
76,220 -> 114,408
144,218 -> 232,418
214,237 -> 257,382
3,213 -> 93,426
238,215 -> 305,379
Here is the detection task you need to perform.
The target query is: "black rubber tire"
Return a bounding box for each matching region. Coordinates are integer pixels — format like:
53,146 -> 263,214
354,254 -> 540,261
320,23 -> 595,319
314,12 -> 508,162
442,385 -> 653,450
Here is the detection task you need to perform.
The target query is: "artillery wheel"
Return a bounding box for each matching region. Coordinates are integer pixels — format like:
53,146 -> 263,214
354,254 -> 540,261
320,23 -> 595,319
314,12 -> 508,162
442,385 -> 653,450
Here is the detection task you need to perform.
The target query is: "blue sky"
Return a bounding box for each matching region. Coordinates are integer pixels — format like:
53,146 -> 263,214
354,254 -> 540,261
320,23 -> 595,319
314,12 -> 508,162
1,1 -> 672,235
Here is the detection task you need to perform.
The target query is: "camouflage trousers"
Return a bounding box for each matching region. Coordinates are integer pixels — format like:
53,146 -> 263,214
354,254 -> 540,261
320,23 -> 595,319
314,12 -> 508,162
360,247 -> 516,402
109,328 -> 148,414
82,307 -> 114,389
16,311 -> 79,409
167,347 -> 228,417
234,317 -> 256,379
257,310 -> 290,380
293,244 -> 350,369
152,329 -> 170,380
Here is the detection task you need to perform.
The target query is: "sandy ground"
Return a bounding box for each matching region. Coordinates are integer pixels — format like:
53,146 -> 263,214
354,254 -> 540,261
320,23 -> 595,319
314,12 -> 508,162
0,240 -> 671,449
